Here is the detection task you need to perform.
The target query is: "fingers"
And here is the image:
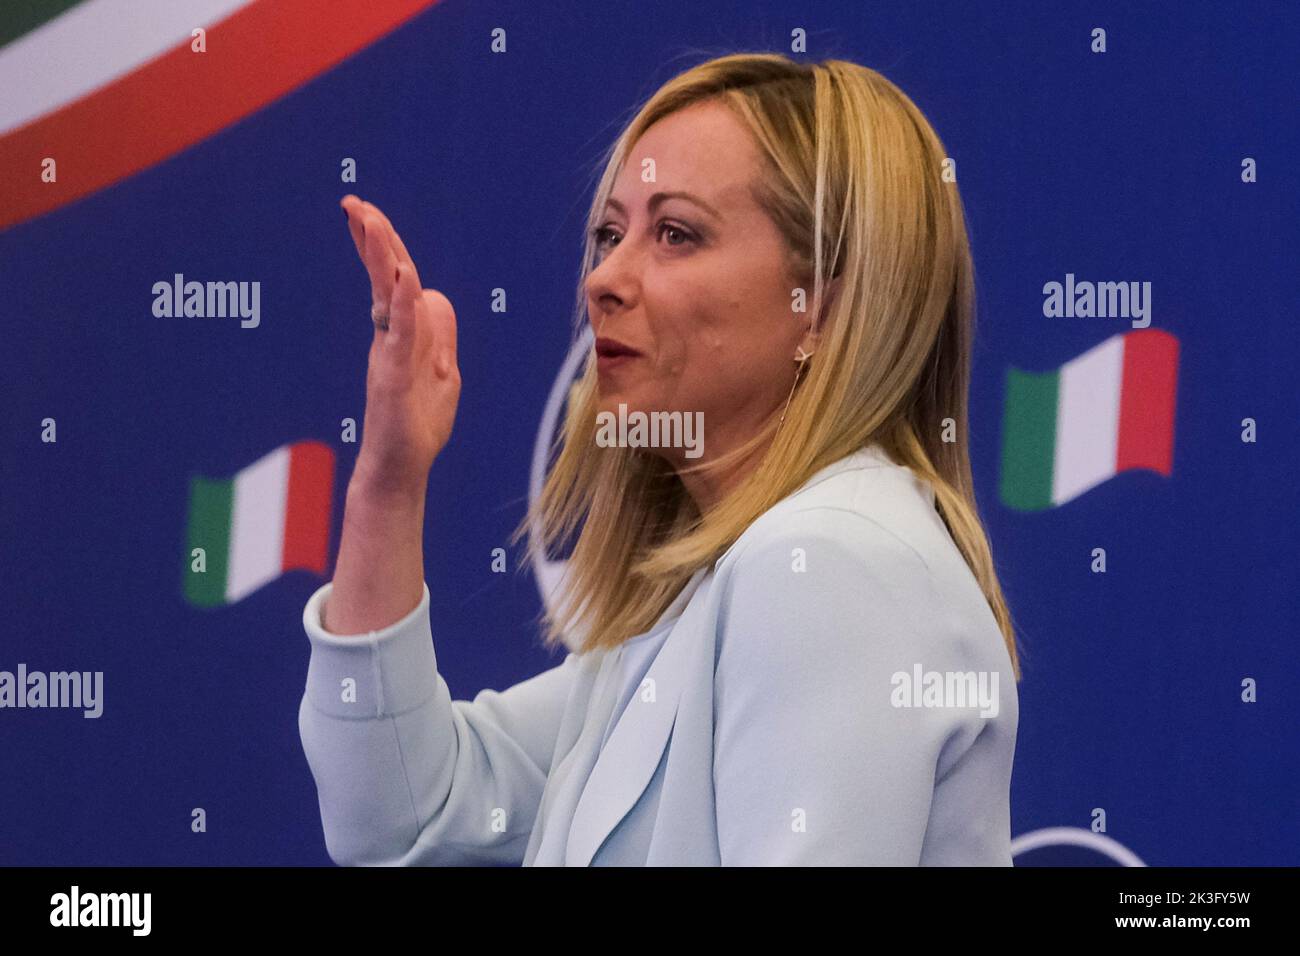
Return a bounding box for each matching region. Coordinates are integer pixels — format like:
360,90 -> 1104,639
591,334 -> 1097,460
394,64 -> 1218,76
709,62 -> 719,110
362,213 -> 398,312
341,195 -> 439,355
387,261 -> 420,344
362,201 -> 418,281
422,288 -> 458,377
342,195 -> 390,309
340,194 -> 366,260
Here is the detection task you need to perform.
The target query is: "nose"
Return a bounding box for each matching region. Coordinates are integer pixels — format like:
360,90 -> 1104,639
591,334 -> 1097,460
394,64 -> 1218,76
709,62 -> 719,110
586,240 -> 636,327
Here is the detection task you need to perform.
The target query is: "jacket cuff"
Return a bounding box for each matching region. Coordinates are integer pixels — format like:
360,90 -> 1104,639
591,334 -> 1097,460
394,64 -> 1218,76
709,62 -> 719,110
301,581 -> 438,721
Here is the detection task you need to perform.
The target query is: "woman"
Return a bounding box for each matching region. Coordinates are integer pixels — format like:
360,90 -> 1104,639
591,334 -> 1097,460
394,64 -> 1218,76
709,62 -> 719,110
298,53 -> 1022,866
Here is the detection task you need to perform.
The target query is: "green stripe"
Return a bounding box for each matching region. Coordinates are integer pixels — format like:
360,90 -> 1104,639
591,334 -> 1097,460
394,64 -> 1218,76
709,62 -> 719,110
0,0 -> 89,50
184,474 -> 233,607
999,366 -> 1059,511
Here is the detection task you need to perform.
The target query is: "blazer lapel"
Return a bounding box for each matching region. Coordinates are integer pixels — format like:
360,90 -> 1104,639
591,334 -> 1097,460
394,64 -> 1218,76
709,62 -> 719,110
564,570 -> 707,866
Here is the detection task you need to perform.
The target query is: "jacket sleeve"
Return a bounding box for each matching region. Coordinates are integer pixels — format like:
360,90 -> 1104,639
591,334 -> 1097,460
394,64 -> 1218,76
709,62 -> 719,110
712,507 -> 985,865
297,580 -> 576,866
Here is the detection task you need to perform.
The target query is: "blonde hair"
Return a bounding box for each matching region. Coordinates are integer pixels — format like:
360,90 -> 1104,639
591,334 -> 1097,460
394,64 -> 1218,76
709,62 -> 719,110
512,53 -> 1023,680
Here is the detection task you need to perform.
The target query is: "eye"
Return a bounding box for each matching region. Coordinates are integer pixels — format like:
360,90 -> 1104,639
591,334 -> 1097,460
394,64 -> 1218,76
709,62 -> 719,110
656,221 -> 695,246
590,221 -> 697,256
591,225 -> 619,250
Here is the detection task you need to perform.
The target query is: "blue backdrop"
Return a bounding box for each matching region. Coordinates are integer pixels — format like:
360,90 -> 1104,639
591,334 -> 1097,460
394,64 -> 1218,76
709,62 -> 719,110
2,0 -> 1296,865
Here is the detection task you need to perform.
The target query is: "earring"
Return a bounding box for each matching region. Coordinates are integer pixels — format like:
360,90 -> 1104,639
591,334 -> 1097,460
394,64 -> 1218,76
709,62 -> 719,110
779,348 -> 813,428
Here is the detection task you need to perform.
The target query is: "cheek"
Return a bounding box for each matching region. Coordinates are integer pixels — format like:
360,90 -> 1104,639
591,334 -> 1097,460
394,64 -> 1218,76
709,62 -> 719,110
641,269 -> 786,406
677,343 -> 775,415
664,291 -> 741,373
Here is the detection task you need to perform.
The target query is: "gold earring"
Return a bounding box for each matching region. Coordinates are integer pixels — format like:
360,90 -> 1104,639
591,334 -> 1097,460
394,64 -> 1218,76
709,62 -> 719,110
779,349 -> 813,428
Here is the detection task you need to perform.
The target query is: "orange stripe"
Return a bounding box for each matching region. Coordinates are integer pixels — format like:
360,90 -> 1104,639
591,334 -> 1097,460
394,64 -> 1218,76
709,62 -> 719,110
281,440 -> 335,576
0,0 -> 440,230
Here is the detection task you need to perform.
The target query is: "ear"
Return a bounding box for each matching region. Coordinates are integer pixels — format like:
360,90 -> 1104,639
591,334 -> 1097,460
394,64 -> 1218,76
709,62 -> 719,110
818,273 -> 843,319
804,273 -> 842,346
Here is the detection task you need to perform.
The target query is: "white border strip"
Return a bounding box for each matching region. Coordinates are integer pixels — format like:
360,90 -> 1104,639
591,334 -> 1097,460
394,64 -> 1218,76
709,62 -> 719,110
0,0 -> 254,135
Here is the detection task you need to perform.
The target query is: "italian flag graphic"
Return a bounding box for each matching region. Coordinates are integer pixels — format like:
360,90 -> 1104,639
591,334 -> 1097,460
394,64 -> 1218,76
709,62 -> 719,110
1000,330 -> 1179,511
0,0 -> 439,230
184,441 -> 335,607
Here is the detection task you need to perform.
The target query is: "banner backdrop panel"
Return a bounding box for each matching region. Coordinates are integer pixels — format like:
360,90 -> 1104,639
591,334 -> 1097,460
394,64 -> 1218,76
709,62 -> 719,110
1,0 -> 1296,865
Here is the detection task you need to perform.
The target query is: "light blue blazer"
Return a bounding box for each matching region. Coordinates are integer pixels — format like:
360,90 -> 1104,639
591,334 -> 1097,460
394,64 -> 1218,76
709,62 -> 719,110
298,442 -> 1020,865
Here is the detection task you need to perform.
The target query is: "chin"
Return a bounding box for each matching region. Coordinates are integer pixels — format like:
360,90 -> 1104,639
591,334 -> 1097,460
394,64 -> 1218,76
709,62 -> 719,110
594,395 -> 635,419
594,383 -> 643,414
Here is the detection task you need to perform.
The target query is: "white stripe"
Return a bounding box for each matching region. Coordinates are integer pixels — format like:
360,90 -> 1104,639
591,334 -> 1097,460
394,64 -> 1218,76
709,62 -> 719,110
0,0 -> 255,136
1052,334 -> 1124,505
226,445 -> 289,603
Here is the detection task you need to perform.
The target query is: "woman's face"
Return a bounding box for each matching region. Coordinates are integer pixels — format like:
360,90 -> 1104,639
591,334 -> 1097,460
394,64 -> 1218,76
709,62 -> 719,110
585,99 -> 816,463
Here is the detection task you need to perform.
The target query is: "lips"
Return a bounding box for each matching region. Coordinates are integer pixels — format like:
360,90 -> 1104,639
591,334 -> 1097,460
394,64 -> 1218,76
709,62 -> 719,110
594,337 -> 642,358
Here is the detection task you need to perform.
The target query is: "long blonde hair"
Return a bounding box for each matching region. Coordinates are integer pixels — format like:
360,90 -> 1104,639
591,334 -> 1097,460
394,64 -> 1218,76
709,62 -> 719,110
512,53 -> 1023,680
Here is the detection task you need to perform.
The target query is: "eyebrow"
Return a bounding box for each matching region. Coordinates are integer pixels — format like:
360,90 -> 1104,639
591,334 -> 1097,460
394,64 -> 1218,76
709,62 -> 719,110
604,190 -> 723,222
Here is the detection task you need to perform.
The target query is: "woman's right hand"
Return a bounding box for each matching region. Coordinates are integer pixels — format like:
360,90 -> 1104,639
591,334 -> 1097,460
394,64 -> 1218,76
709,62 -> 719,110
321,196 -> 459,634
341,194 -> 460,500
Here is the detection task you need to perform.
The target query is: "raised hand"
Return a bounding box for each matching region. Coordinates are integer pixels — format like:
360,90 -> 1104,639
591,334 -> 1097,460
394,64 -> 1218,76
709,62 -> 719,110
340,194 -> 460,500
322,195 -> 461,634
